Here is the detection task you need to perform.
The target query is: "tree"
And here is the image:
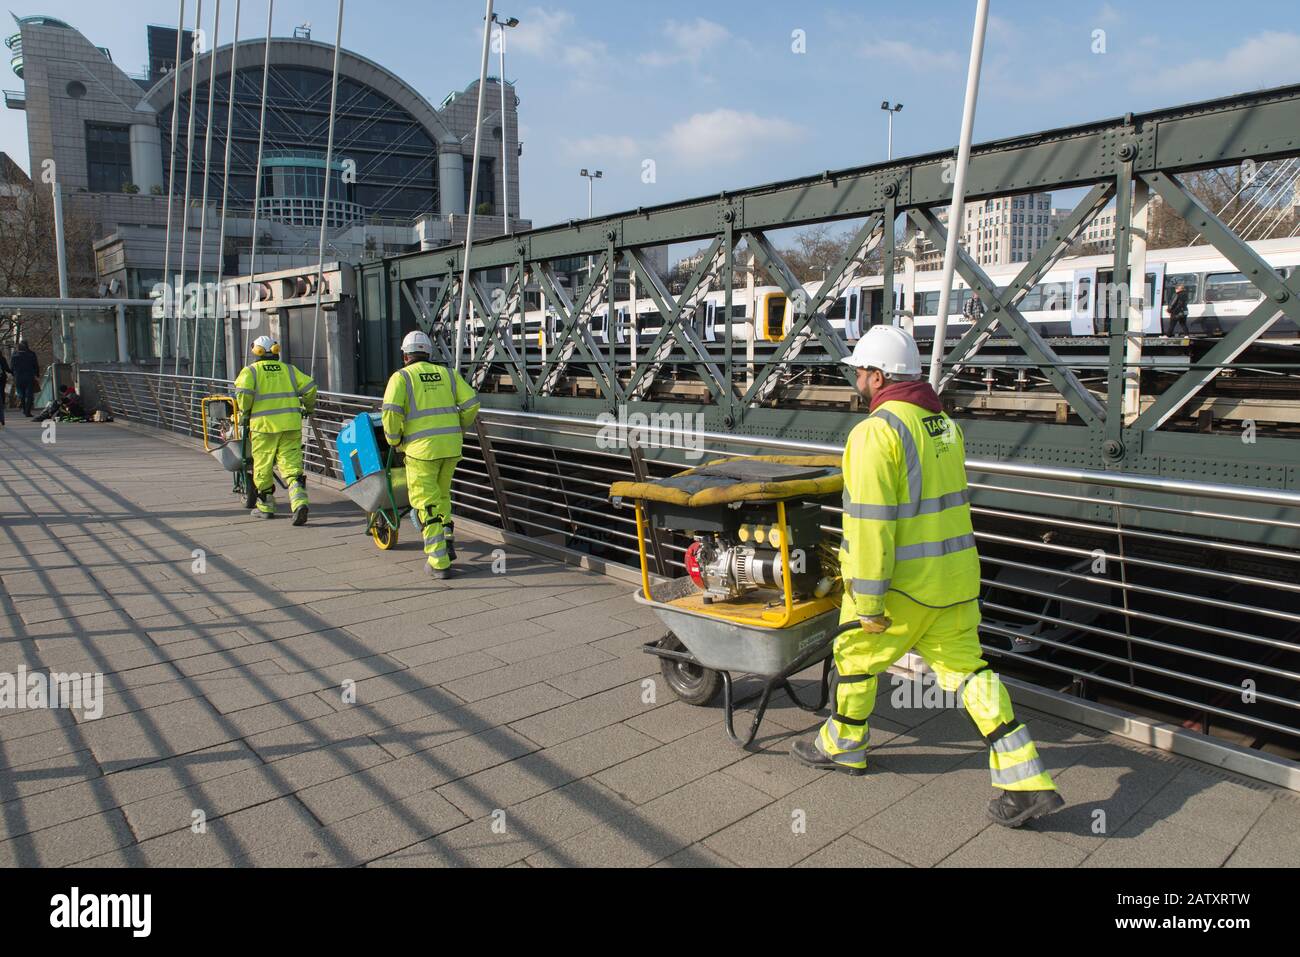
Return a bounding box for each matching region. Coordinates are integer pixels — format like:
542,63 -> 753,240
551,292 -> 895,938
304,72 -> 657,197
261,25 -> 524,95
0,186 -> 98,363
1148,161 -> 1298,249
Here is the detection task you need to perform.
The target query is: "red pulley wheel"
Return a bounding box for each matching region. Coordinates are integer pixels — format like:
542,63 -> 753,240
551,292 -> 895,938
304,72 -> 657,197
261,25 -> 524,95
685,541 -> 706,589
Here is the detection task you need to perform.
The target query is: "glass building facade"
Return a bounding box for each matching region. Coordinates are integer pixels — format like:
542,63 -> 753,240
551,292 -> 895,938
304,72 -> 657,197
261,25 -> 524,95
160,64 -> 440,222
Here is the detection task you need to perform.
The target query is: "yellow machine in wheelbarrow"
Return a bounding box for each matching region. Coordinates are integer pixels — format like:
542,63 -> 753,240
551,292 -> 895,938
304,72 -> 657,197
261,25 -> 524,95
611,456 -> 857,749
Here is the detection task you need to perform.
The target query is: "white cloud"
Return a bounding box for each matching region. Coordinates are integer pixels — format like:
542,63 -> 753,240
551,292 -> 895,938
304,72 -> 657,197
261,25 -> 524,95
661,109 -> 803,168
507,7 -> 609,72
1148,32 -> 1300,93
639,18 -> 732,67
860,38 -> 961,72
507,9 -> 574,56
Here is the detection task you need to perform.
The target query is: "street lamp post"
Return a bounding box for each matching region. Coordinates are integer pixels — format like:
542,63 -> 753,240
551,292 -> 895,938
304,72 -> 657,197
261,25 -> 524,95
580,168 -> 602,282
881,101 -> 903,160
491,13 -> 519,235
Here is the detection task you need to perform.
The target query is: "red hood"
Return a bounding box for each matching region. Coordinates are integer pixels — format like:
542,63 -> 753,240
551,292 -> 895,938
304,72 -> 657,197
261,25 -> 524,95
870,380 -> 944,414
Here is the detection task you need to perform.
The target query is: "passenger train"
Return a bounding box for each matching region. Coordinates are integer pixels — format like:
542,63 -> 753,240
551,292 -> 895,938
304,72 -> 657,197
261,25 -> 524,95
473,236 -> 1300,354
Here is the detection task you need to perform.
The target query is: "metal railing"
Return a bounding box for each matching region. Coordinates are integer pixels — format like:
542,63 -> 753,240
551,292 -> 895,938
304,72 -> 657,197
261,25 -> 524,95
88,369 -> 1300,754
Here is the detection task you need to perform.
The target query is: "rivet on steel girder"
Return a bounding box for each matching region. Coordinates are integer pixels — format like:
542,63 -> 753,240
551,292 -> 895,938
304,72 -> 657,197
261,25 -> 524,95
883,182 -> 898,198
516,245 -> 526,256
723,210 -> 735,223
1118,143 -> 1137,162
1275,289 -> 1289,303
606,229 -> 617,241
1103,439 -> 1125,461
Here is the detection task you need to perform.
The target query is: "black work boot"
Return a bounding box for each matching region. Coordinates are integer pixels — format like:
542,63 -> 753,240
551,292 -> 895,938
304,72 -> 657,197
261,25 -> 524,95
444,522 -> 457,562
987,788 -> 1065,828
293,507 -> 309,527
790,736 -> 867,777
427,565 -> 452,581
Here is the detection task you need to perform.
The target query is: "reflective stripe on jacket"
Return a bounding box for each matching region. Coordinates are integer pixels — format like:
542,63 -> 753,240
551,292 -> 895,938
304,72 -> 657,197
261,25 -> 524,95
234,360 -> 317,434
381,361 -> 480,461
840,398 -> 980,617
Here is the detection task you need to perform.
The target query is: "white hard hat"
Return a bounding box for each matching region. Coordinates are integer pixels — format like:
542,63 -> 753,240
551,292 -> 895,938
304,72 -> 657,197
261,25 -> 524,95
401,331 -> 433,356
251,335 -> 280,357
843,325 -> 922,377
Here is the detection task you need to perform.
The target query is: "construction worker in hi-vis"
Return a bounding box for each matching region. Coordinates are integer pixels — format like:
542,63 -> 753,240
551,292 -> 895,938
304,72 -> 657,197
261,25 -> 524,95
234,336 -> 318,525
382,331 -> 479,580
790,325 -> 1065,829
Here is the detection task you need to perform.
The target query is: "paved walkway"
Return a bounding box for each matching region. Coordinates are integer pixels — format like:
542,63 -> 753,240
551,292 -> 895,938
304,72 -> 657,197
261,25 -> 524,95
0,415 -> 1296,868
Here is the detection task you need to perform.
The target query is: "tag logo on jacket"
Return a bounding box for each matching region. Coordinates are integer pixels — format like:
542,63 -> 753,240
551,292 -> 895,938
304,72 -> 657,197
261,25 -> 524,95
922,415 -> 951,439
262,363 -> 282,373
419,372 -> 443,384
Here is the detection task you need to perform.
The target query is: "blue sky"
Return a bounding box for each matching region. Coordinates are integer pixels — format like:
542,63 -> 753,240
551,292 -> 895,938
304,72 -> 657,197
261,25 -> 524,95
4,0 -> 1300,230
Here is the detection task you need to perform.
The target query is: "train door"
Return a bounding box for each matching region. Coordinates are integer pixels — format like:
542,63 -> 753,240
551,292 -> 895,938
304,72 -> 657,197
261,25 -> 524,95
703,302 -> 718,342
1071,268 -> 1097,335
891,282 -> 904,328
763,293 -> 788,341
1142,263 -> 1166,334
591,311 -> 607,345
615,307 -> 629,345
843,291 -> 862,340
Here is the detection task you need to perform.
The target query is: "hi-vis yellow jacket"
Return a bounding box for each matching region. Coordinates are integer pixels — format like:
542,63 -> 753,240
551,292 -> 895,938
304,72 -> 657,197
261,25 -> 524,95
234,359 -> 317,434
381,360 -> 480,461
840,398 -> 980,617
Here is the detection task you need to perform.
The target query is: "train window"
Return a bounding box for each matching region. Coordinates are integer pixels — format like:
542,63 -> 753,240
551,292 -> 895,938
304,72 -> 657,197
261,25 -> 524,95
1205,272 -> 1262,303
766,296 -> 786,338
828,297 -> 848,321
1020,285 -> 1043,311
1165,273 -> 1199,303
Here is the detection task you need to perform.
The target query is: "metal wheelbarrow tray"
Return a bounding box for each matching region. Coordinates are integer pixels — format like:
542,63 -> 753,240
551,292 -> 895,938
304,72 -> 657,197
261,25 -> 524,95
341,467 -> 409,514
209,441 -> 244,473
638,577 -> 853,749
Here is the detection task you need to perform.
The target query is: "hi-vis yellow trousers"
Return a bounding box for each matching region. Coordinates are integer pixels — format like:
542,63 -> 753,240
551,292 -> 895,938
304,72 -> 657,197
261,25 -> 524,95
407,456 -> 458,571
818,591 -> 1057,791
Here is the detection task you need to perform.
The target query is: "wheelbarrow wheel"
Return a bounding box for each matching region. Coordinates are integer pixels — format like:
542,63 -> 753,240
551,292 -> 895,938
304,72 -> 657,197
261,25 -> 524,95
657,633 -> 721,707
371,522 -> 399,551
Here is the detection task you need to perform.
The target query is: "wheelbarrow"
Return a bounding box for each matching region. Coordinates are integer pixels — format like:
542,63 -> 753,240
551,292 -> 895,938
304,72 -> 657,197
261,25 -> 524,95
639,577 -> 859,749
611,455 -> 850,750
337,412 -> 412,551
202,396 -> 257,510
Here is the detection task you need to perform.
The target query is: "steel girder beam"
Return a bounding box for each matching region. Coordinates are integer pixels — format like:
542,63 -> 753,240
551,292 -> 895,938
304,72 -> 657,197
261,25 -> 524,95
1132,171 -> 1300,431
535,258 -> 622,402
404,279 -> 454,365
467,267 -> 533,396
623,245 -> 731,407
743,228 -> 860,403
937,182 -> 1115,391
908,207 -> 1107,428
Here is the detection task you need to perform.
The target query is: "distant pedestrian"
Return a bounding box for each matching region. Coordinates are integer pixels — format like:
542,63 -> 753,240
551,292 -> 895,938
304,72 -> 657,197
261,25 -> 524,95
963,290 -> 986,323
0,348 -> 10,428
1165,283 -> 1190,337
11,340 -> 39,417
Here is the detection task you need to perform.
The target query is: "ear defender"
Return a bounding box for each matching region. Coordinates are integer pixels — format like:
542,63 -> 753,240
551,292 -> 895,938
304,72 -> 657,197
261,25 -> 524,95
272,344 -> 281,355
